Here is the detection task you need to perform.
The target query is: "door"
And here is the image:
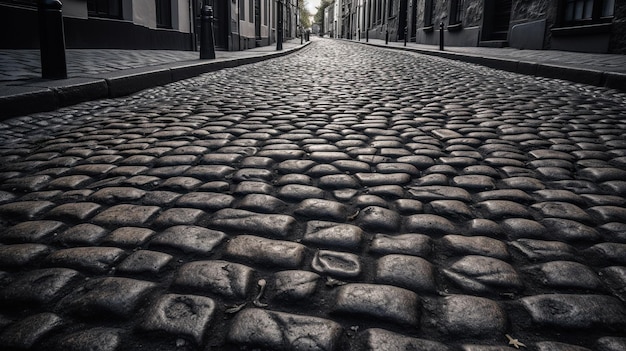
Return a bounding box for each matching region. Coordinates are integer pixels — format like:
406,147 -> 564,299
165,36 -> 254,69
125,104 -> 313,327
482,0 -> 512,42
398,0 -> 408,40
255,0 -> 261,41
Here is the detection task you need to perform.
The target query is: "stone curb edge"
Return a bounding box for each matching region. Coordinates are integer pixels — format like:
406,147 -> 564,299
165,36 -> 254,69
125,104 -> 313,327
355,40 -> 626,93
0,41 -> 311,120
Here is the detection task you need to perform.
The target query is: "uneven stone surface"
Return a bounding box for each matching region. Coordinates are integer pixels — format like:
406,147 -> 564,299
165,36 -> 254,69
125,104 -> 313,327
333,283 -> 420,326
0,39 -> 625,351
141,293 -> 216,344
228,308 -> 343,351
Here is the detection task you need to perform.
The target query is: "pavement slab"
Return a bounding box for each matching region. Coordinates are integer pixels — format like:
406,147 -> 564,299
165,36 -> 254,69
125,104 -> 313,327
0,38 -> 625,350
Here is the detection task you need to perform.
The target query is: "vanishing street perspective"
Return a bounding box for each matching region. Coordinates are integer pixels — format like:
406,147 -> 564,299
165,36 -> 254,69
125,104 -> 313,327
1,1 -> 626,351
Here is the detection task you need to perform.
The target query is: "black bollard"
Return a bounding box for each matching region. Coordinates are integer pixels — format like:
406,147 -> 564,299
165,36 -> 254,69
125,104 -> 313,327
404,26 -> 407,46
276,1 -> 283,51
366,28 -> 368,42
200,5 -> 216,59
439,21 -> 444,51
358,30 -> 360,41
38,0 -> 67,79
385,28 -> 389,45
300,26 -> 303,44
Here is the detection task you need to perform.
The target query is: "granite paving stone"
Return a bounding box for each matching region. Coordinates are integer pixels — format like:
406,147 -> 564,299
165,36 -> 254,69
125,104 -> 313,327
103,227 -> 156,247
294,198 -> 349,221
312,250 -> 362,278
0,268 -> 80,304
54,328 -> 122,351
1,220 -> 65,243
356,206 -> 402,232
0,200 -> 55,220
150,225 -> 226,255
374,254 -> 436,293
271,270 -> 320,301
435,295 -> 507,337
58,277 -> 156,318
355,328 -> 449,351
0,243 -> 50,267
333,283 -> 420,326
369,233 -> 432,257
443,255 -> 523,294
44,246 -> 126,273
116,250 -> 173,274
523,260 -> 601,290
173,260 -> 253,300
225,235 -> 306,268
440,235 -> 509,260
0,312 -> 63,350
521,294 -> 626,330
209,209 -> 296,238
228,308 -> 343,351
141,293 -> 216,344
303,221 -> 363,249
595,337 -> 626,351
92,204 -> 161,227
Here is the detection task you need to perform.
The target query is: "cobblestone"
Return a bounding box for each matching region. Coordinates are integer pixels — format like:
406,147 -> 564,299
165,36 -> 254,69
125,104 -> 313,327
141,293 -> 215,344
333,283 -> 420,326
0,312 -> 63,349
55,327 -> 122,351
225,235 -> 305,268
228,308 -> 342,351
357,328 -> 449,351
521,294 -> 626,330
174,260 -> 253,300
58,276 -> 155,318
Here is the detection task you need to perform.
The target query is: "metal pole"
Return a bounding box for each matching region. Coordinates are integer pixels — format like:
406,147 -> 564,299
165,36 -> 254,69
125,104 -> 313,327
385,26 -> 389,45
276,0 -> 283,50
366,27 -> 368,42
404,25 -> 407,46
38,0 -> 67,79
200,4 -> 216,59
439,21 -> 444,51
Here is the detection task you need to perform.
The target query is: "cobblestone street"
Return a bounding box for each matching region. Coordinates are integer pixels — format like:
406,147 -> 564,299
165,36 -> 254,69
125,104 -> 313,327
0,39 -> 625,350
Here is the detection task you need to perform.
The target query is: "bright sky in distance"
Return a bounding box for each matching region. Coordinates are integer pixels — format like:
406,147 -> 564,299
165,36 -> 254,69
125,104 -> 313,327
307,0 -> 321,14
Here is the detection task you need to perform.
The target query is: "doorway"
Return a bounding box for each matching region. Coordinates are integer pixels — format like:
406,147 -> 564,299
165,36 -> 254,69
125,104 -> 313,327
482,0 -> 512,43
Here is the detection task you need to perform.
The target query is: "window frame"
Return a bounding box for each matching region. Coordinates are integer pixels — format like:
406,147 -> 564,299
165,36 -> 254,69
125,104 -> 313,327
449,0 -> 464,26
560,0 -> 614,26
156,0 -> 172,29
87,0 -> 123,19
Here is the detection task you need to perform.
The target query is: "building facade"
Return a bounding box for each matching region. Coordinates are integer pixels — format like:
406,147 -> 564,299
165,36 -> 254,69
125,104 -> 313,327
0,0 -> 299,51
333,0 -> 625,54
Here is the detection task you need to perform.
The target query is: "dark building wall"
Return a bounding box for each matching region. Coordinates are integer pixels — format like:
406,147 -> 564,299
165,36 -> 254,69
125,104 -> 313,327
0,4 -> 192,50
610,2 -> 626,54
412,0 -> 624,53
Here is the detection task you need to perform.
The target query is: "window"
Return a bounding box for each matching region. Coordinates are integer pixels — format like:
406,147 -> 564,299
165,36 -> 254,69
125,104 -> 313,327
424,0 -> 433,27
249,0 -> 254,23
449,0 -> 464,25
239,0 -> 245,21
87,0 -> 123,19
562,0 -> 614,24
156,0 -> 172,28
388,0 -> 394,16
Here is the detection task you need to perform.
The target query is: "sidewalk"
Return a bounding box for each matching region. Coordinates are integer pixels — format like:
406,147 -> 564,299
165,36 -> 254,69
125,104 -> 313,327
0,39 -> 310,119
353,38 -> 626,92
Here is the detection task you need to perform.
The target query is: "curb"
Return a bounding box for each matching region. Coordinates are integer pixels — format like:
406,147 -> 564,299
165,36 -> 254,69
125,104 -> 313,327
0,42 -> 311,120
356,41 -> 626,92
